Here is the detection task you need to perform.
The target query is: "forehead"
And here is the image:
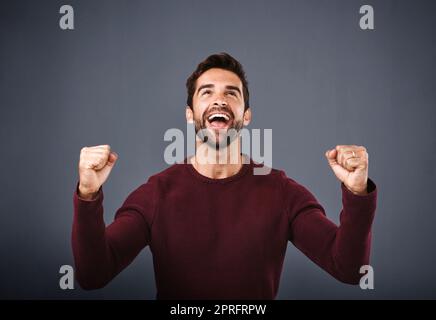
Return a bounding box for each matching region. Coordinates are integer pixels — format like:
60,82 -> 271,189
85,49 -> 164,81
196,68 -> 242,89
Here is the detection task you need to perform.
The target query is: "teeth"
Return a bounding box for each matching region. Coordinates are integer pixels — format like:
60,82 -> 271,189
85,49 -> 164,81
208,113 -> 230,121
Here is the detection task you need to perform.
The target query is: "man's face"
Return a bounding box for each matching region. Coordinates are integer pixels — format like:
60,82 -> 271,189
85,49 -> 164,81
186,68 -> 251,148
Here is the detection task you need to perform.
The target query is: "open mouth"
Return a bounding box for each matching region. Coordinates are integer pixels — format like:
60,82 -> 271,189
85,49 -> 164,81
206,113 -> 232,129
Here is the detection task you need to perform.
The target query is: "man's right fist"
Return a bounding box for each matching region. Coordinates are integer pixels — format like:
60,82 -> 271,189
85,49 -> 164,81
78,145 -> 118,200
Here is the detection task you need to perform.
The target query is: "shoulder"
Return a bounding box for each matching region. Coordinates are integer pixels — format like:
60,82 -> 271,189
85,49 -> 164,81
250,160 -> 302,190
253,162 -> 317,204
118,163 -> 187,220
129,162 -> 190,199
147,162 -> 189,186
122,163 -> 184,195
148,162 -> 185,179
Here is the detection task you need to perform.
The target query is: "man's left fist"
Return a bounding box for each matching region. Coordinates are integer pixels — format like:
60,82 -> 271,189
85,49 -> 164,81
325,145 -> 369,195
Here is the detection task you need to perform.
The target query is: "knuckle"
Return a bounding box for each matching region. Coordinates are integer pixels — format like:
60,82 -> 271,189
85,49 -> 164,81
98,155 -> 107,163
94,156 -> 103,164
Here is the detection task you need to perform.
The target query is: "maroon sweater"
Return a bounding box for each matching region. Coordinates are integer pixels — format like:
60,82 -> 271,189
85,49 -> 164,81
72,159 -> 377,299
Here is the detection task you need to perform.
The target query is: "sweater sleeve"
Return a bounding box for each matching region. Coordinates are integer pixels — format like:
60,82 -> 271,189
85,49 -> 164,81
284,173 -> 377,284
71,178 -> 157,290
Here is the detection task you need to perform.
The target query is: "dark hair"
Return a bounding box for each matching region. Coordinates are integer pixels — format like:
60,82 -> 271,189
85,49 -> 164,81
186,52 -> 250,111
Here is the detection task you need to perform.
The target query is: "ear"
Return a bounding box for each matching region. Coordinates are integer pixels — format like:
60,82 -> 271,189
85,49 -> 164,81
243,108 -> 252,126
186,106 -> 194,123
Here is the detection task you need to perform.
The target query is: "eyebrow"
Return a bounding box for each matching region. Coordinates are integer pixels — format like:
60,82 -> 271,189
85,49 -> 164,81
196,84 -> 242,95
225,85 -> 242,95
196,84 -> 214,94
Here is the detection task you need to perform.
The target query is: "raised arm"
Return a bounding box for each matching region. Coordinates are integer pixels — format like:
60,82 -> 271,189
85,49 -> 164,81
72,145 -> 155,289
286,145 -> 377,284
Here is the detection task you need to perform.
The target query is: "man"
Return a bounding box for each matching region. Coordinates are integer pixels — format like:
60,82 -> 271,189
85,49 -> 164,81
73,53 -> 377,299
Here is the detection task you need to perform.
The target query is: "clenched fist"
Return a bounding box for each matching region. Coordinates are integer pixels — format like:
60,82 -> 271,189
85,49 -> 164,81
325,145 -> 369,196
78,145 -> 118,200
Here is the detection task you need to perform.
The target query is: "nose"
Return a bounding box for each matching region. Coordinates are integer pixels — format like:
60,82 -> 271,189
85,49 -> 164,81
212,98 -> 228,107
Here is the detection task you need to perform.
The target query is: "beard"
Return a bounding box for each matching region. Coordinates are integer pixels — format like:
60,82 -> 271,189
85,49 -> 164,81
193,107 -> 244,150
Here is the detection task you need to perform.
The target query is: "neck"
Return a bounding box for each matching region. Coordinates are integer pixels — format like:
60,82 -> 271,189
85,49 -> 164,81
191,138 -> 244,179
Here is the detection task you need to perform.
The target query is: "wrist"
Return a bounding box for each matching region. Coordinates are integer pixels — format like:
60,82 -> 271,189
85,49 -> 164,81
78,184 -> 99,200
345,184 -> 368,196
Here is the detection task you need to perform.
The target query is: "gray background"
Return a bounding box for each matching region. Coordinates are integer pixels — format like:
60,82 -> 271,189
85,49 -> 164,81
1,0 -> 435,299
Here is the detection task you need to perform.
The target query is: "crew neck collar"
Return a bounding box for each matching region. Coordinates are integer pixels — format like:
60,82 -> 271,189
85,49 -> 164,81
184,154 -> 253,184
